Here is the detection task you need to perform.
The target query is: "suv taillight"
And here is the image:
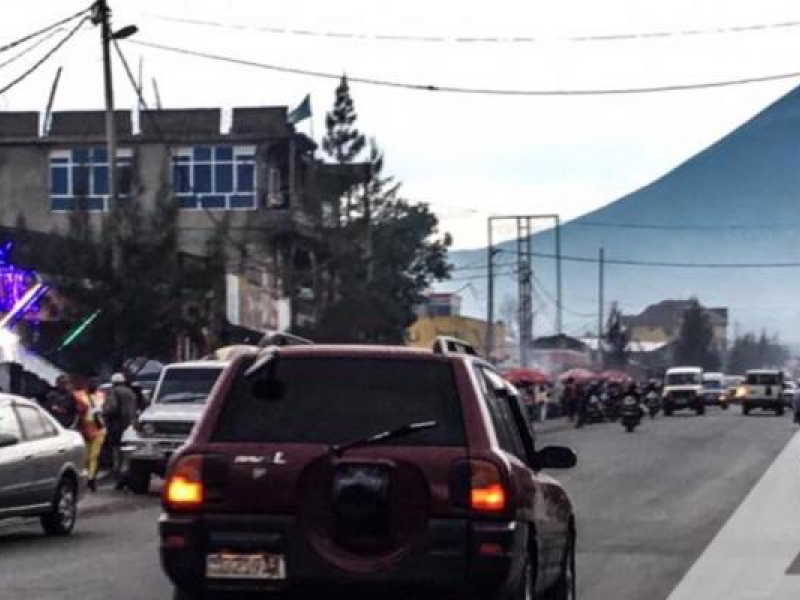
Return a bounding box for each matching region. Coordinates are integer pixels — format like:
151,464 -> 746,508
164,455 -> 204,509
163,454 -> 228,511
450,459 -> 508,513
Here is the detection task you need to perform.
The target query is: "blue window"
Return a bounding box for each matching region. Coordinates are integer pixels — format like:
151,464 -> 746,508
171,145 -> 256,210
236,164 -> 254,192
49,147 -> 133,212
215,164 -> 233,193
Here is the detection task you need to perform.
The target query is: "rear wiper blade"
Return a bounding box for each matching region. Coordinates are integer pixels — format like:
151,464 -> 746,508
330,420 -> 438,458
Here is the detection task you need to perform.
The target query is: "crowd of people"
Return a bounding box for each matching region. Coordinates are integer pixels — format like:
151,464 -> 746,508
40,372 -> 144,492
519,377 -> 663,428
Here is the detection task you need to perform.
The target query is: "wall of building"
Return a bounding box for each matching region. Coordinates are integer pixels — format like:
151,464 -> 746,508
406,315 -> 505,359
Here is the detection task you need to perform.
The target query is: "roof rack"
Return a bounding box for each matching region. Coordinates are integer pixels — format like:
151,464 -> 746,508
258,332 -> 314,348
432,336 -> 479,357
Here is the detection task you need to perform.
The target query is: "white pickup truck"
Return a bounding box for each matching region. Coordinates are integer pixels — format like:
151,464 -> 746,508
121,360 -> 227,494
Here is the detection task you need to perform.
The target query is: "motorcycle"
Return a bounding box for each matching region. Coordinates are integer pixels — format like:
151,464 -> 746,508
621,395 -> 643,432
645,391 -> 660,419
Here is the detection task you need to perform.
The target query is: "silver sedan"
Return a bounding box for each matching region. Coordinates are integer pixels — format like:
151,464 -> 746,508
0,395 -> 86,535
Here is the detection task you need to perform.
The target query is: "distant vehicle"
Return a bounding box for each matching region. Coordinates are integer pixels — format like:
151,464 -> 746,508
781,380 -> 797,408
724,375 -> 745,403
702,372 -> 728,408
741,370 -> 785,416
120,360 -> 227,494
159,338 -> 578,600
662,367 -> 705,416
0,396 -> 85,536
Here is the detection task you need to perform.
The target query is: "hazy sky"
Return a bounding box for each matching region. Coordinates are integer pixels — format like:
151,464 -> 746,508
1,0 -> 798,248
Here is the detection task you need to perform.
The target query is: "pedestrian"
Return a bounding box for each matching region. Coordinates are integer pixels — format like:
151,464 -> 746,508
103,373 -> 139,490
74,376 -> 106,492
563,378 -> 579,421
535,384 -> 550,422
43,374 -> 78,429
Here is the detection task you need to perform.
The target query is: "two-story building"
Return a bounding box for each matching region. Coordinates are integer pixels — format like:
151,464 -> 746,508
621,299 -> 729,354
0,106 -> 365,359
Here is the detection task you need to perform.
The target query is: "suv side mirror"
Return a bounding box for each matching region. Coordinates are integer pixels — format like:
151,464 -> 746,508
0,432 -> 19,448
535,445 -> 577,470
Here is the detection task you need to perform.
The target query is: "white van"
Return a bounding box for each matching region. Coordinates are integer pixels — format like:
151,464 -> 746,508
741,369 -> 784,416
663,367 -> 704,416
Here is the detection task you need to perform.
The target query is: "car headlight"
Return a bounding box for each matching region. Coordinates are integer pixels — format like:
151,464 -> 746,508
140,422 -> 156,437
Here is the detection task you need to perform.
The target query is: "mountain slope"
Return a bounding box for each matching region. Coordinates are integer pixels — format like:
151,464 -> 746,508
447,84 -> 800,341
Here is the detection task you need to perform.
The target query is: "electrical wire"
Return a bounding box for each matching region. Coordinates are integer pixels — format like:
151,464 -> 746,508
113,39 -> 266,267
573,220 -> 800,231
128,38 -> 800,96
0,16 -> 89,98
496,247 -> 800,269
0,6 -> 90,56
0,28 -> 65,71
138,12 -> 800,45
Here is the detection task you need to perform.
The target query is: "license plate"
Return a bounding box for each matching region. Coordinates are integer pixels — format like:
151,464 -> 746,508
206,553 -> 286,580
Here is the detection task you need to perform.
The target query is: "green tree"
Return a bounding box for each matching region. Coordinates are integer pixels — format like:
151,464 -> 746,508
673,297 -> 721,371
322,74 -> 366,165
309,139 -> 451,343
604,301 -> 629,369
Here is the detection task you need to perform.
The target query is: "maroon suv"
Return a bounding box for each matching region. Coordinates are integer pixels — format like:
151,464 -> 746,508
159,342 -> 577,600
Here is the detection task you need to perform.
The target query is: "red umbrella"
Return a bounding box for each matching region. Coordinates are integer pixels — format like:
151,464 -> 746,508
503,368 -> 551,386
559,368 -> 598,383
601,369 -> 632,383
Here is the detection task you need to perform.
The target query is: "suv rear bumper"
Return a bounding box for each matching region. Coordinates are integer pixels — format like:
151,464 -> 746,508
160,513 -> 527,597
743,399 -> 783,410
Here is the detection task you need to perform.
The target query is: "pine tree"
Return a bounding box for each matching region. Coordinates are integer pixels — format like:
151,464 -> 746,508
310,84 -> 452,343
322,75 -> 366,165
604,302 -> 629,368
674,298 -> 721,371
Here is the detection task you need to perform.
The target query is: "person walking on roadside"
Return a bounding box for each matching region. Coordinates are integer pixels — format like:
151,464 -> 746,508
562,377 -> 578,421
43,374 -> 78,429
535,384 -> 550,423
103,373 -> 139,490
75,376 -> 106,492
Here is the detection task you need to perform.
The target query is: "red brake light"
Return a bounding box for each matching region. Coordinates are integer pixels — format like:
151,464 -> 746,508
469,460 -> 507,513
164,455 -> 204,509
471,483 -> 507,512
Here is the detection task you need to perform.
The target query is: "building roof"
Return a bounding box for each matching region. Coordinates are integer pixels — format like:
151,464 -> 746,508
621,300 -> 728,329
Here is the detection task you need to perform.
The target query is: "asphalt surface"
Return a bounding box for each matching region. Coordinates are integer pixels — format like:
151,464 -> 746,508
537,407 -> 796,600
0,408 -> 794,600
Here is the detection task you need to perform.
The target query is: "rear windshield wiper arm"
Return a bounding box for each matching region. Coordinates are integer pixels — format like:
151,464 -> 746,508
330,420 -> 438,458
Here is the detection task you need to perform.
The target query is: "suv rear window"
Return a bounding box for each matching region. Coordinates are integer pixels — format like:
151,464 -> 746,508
746,373 -> 781,385
155,367 -> 223,404
212,357 -> 465,446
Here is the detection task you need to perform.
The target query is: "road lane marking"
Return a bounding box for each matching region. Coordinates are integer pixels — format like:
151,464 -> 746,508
667,430 -> 800,599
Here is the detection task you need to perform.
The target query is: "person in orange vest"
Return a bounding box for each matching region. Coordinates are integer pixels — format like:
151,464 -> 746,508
74,375 -> 106,492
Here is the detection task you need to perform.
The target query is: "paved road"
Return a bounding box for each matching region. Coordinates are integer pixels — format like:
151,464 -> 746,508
538,407 -> 796,600
0,408 -> 793,600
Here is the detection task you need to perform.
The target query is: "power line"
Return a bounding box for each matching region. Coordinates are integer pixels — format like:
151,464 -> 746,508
574,220 -> 800,231
0,6 -> 90,56
0,16 -> 89,98
138,12 -> 800,45
113,39 -> 265,267
0,28 -> 64,71
504,248 -> 800,269
128,38 -> 800,96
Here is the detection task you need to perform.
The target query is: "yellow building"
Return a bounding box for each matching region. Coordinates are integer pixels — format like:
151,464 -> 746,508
406,315 -> 505,361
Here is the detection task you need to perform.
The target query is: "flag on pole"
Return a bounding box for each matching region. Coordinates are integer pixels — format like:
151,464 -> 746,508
288,94 -> 312,124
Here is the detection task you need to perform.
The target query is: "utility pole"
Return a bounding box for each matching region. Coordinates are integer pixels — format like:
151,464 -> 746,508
486,213 -> 562,366
555,215 -> 563,335
598,247 -> 605,368
93,0 -> 118,216
486,220 -> 495,361
517,217 -> 533,367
